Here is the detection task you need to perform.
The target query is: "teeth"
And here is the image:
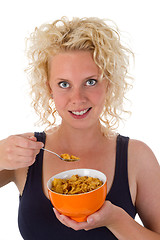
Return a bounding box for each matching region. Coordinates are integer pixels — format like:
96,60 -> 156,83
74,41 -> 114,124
72,108 -> 89,116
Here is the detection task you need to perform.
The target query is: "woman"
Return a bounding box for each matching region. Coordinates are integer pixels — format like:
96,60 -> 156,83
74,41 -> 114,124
0,17 -> 160,240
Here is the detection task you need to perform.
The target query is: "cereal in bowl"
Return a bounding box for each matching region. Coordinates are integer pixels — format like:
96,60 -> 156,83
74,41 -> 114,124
51,175 -> 103,195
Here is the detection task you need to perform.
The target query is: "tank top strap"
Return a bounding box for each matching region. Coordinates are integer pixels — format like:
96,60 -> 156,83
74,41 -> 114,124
21,132 -> 46,197
114,134 -> 129,186
34,131 -> 46,145
106,134 -> 129,197
32,131 -> 46,180
106,134 -> 136,218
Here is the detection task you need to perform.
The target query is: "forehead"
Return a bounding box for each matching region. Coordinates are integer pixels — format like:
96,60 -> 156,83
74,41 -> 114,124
49,51 -> 100,78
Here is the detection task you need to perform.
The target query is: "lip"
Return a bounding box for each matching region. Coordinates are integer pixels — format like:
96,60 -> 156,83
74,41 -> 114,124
69,107 -> 92,119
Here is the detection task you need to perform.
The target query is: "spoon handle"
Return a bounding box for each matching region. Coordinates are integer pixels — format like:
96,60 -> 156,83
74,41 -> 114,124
41,147 -> 62,159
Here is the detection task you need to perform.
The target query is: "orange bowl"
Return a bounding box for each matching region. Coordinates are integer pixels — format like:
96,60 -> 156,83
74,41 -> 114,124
47,169 -> 107,222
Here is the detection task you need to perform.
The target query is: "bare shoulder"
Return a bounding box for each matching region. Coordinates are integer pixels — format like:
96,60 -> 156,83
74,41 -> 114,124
128,139 -> 160,232
128,138 -> 159,171
128,138 -> 160,191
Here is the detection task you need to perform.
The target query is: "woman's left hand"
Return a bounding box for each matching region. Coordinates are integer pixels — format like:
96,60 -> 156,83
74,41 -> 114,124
53,201 -> 116,231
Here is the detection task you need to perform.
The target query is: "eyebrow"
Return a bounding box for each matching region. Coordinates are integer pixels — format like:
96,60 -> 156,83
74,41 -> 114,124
55,75 -> 99,82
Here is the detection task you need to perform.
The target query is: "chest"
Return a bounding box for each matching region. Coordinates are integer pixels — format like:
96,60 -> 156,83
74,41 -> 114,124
42,147 -> 116,200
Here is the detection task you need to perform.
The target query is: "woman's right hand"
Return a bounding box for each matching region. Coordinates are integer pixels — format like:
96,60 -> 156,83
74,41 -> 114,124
0,133 -> 44,170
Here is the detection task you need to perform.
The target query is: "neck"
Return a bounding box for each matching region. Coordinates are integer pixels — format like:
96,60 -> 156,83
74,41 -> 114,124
55,121 -> 105,153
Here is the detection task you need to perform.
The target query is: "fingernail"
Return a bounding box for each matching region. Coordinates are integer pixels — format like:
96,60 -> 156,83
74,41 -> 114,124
29,136 -> 36,141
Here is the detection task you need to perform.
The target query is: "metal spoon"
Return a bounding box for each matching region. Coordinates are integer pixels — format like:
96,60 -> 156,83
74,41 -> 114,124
41,148 -> 79,162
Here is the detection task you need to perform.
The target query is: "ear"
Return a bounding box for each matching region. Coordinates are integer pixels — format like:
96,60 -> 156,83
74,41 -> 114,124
46,81 -> 53,98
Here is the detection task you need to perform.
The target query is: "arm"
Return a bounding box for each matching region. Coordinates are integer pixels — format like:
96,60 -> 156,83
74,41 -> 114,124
0,133 -> 44,188
0,169 -> 14,188
128,140 -> 160,234
106,140 -> 160,239
54,202 -> 160,239
53,140 -> 160,239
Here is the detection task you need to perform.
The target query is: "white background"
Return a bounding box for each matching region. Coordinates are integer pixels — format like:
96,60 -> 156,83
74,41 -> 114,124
0,0 -> 160,239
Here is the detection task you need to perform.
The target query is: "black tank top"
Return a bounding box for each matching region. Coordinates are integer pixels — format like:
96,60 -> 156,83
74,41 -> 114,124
18,132 -> 136,240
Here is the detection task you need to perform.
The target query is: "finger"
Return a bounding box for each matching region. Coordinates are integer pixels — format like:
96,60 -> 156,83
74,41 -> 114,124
15,146 -> 40,157
28,136 -> 37,141
7,154 -> 36,169
53,208 -> 69,226
53,208 -> 75,226
53,208 -> 89,230
14,136 -> 44,149
18,156 -> 36,167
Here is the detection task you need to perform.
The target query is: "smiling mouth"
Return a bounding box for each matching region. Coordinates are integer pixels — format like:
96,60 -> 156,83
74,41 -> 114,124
69,107 -> 92,116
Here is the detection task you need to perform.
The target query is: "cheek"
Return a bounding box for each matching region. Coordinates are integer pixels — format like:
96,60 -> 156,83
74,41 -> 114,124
92,88 -> 106,106
52,93 -> 66,110
92,90 -> 106,116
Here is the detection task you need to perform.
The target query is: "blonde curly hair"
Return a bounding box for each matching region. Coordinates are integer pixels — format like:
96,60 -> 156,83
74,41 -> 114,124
26,16 -> 134,135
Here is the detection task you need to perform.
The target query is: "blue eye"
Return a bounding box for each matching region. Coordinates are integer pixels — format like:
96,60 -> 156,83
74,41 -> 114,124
58,81 -> 70,88
86,79 -> 97,86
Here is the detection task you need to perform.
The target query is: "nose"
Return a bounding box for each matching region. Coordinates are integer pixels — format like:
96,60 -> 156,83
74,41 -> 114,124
70,87 -> 87,105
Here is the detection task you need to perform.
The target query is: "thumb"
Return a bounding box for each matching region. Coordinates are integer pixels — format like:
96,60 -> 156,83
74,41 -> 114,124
28,136 -> 37,142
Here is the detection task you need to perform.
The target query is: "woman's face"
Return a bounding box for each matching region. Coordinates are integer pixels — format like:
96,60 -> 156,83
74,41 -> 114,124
49,51 -> 107,130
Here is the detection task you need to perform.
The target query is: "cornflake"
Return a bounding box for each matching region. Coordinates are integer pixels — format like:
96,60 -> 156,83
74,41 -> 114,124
51,175 -> 103,195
